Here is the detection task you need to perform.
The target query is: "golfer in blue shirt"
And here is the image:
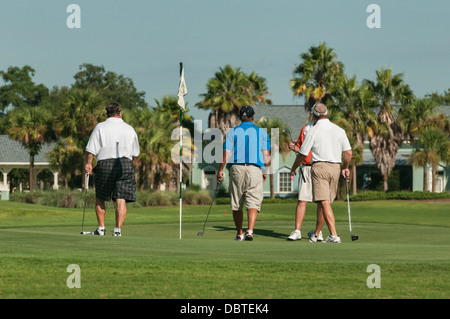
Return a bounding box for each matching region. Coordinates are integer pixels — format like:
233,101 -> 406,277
217,106 -> 271,241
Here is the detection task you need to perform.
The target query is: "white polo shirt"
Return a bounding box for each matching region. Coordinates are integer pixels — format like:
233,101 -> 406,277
299,119 -> 351,163
85,117 -> 140,161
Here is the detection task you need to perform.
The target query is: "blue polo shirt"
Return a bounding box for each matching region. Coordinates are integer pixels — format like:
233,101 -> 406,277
224,121 -> 271,170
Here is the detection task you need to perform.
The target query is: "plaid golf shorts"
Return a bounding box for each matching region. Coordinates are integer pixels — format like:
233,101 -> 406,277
93,158 -> 137,202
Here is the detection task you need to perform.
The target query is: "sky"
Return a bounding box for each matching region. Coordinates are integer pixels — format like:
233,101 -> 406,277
1,0 -> 450,128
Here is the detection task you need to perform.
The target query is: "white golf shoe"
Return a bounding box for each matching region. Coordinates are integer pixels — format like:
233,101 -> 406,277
91,227 -> 105,236
324,235 -> 341,243
308,230 -> 323,242
288,230 -> 301,241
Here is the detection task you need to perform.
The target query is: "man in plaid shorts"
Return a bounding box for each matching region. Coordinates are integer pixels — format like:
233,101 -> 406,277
85,103 -> 140,236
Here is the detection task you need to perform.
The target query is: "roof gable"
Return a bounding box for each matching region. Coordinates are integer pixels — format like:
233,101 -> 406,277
254,105 -> 310,139
0,135 -> 55,164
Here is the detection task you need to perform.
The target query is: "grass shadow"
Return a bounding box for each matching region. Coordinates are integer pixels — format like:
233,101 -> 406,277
212,225 -> 288,240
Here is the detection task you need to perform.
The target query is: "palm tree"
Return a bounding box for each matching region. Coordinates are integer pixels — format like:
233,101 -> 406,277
290,42 -> 345,112
412,127 -> 449,192
47,137 -> 82,189
335,75 -> 377,193
247,71 -> 272,105
255,117 -> 290,198
128,107 -> 154,190
398,97 -> 438,145
196,65 -> 271,135
154,96 -> 194,191
399,97 -> 449,191
154,95 -> 194,129
363,68 -> 414,191
8,105 -> 51,190
53,88 -> 105,187
128,99 -> 186,191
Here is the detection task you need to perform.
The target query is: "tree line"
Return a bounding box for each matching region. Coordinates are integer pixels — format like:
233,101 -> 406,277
1,43 -> 449,193
0,63 -> 194,191
196,43 -> 449,192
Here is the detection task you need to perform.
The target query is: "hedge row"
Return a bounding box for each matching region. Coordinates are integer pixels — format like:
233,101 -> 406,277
8,189 -> 449,208
8,189 -> 213,209
348,190 -> 450,201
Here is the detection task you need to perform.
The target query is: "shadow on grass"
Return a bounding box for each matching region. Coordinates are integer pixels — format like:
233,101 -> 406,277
212,225 -> 288,240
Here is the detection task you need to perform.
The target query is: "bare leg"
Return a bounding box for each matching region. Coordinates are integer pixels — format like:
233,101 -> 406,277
317,200 -> 337,236
233,210 -> 243,236
95,198 -> 106,227
115,198 -> 127,228
315,204 -> 326,236
295,201 -> 307,230
247,208 -> 258,232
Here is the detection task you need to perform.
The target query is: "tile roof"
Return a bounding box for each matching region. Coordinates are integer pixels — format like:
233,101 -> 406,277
253,104 -> 311,139
437,105 -> 450,117
0,135 -> 55,164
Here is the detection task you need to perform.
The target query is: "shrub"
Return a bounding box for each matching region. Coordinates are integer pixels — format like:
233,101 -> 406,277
9,189 -> 449,207
196,191 -> 213,205
182,189 -> 198,205
349,190 -> 450,201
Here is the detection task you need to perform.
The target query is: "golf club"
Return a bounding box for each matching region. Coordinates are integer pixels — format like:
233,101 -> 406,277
282,128 -> 294,144
80,173 -> 90,235
198,181 -> 221,236
283,128 -> 306,183
345,177 -> 359,241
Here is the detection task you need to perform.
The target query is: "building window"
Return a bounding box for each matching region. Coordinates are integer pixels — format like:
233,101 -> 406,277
278,171 -> 292,193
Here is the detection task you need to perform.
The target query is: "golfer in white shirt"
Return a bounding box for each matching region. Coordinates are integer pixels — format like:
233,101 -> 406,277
290,103 -> 352,243
85,103 -> 140,236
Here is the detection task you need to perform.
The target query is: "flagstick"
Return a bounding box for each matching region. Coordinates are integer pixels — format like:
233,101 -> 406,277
179,62 -> 183,240
179,104 -> 182,240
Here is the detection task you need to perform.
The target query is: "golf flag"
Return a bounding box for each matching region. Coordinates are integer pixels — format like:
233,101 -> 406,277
178,62 -> 186,239
177,65 -> 188,109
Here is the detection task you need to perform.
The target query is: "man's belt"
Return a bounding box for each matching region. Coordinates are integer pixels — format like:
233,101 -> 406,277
230,163 -> 261,169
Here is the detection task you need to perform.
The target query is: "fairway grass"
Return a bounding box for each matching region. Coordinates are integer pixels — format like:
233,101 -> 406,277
0,200 -> 449,299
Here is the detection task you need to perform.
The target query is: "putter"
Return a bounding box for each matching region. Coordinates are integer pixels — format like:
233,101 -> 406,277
345,177 -> 359,241
80,173 -> 90,235
198,181 -> 221,236
282,128 -> 294,145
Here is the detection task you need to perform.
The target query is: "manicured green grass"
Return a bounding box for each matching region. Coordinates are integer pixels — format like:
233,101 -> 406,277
0,200 -> 449,299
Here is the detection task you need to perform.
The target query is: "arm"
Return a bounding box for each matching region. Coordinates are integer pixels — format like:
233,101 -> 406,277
84,152 -> 95,174
217,150 -> 232,183
290,153 -> 307,180
341,149 -> 352,179
288,142 -> 300,153
291,124 -> 313,179
261,149 -> 271,182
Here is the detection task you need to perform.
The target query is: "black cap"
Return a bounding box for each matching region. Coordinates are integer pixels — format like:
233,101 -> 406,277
239,106 -> 255,118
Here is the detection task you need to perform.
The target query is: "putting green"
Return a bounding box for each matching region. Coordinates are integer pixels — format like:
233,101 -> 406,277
0,201 -> 449,299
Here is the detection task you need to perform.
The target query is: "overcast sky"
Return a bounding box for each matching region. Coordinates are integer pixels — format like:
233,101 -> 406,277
2,0 -> 449,126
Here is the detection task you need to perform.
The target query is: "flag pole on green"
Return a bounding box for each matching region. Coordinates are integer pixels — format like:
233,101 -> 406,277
177,62 -> 187,239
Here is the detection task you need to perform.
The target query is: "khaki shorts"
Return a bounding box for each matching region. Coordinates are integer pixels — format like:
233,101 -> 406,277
298,165 -> 313,202
311,162 -> 340,203
229,165 -> 263,212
